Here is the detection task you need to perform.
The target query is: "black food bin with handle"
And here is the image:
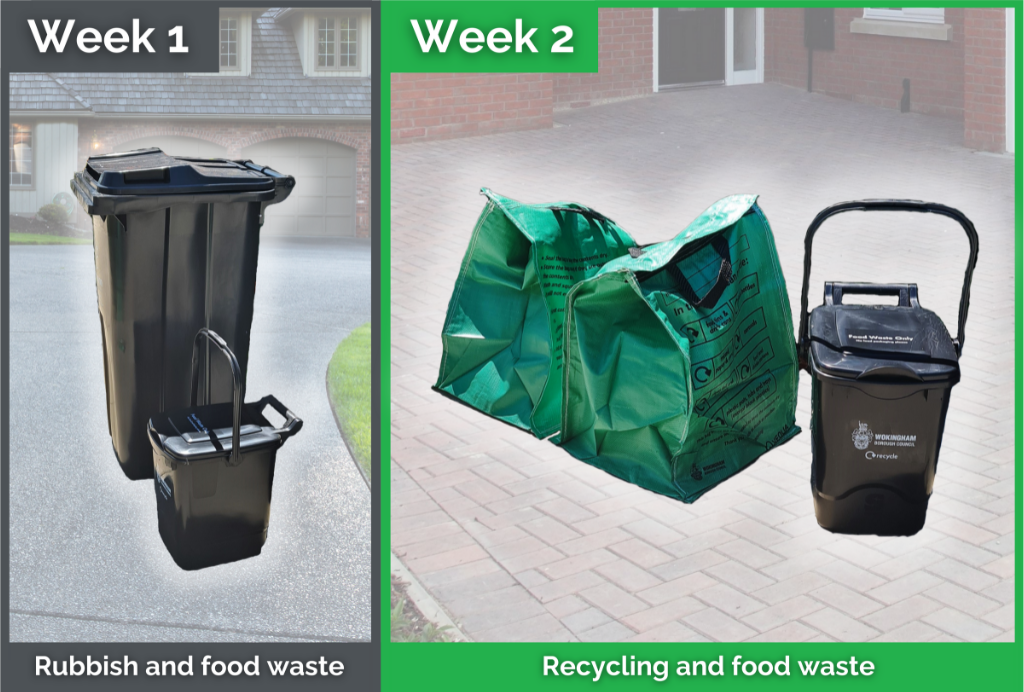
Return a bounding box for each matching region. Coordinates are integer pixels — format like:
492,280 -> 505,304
148,329 -> 302,570
797,200 -> 978,536
73,148 -> 295,480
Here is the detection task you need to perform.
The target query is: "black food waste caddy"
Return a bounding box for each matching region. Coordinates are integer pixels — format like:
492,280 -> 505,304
797,200 -> 978,536
72,148 -> 295,480
148,329 -> 302,570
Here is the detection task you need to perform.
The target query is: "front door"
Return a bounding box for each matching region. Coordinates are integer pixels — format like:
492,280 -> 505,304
658,8 -> 726,89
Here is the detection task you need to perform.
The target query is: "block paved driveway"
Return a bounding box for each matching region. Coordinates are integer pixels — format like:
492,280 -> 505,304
391,83 -> 1014,642
10,238 -> 371,642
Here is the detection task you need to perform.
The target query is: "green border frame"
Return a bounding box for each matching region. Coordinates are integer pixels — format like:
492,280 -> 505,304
380,2 -> 1022,689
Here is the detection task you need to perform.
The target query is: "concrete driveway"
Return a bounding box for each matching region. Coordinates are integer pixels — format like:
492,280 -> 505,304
391,83 -> 1015,642
9,238 -> 371,642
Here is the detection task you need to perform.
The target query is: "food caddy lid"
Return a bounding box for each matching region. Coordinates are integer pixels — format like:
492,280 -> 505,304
809,299 -> 960,383
149,402 -> 284,464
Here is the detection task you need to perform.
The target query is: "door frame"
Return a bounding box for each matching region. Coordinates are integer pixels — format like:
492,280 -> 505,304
653,7 -> 764,92
1006,7 -> 1014,154
726,8 -> 764,86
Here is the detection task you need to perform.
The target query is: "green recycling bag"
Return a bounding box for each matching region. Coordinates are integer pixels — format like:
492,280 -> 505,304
435,188 -> 637,437
558,195 -> 801,502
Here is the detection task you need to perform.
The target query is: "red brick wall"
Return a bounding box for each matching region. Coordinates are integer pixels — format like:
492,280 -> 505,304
765,8 -> 965,119
552,8 -> 653,110
79,120 -> 372,237
963,9 -> 1006,152
390,73 -> 553,143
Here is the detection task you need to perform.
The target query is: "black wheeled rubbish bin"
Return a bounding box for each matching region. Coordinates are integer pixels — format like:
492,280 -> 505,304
148,328 -> 302,570
797,200 -> 979,536
72,148 -> 295,480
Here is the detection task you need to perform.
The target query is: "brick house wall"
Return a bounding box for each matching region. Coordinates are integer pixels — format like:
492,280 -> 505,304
765,8 -> 966,119
391,9 -> 654,143
391,73 -> 553,143
552,8 -> 653,110
79,120 -> 373,237
963,9 -> 1007,151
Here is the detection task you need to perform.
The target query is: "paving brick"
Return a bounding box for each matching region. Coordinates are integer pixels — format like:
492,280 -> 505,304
750,572 -> 831,606
705,561 -> 776,593
694,584 -> 768,619
580,581 -> 650,619
535,497 -> 598,524
557,528 -> 633,557
870,621 -> 944,642
579,620 -> 643,642
529,570 -> 607,604
540,549 -> 617,581
595,559 -> 663,593
651,549 -> 730,582
742,596 -> 824,633
922,608 -> 1002,642
800,607 -> 882,642
816,560 -> 888,592
501,546 -> 565,574
622,518 -> 686,548
519,514 -> 585,547
925,557 -> 1001,591
562,607 -> 614,635
406,545 -> 491,575
924,582 -> 1001,618
473,612 -> 576,642
638,572 -> 720,607
572,508 -> 647,535
715,538 -> 783,569
545,595 -> 591,619
862,595 -> 943,633
629,621 -> 709,642
683,608 -> 758,642
981,603 -> 1014,631
809,584 -> 884,619
869,548 -> 945,581
621,597 -> 706,632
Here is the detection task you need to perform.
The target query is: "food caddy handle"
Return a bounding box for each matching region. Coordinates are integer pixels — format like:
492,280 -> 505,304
797,200 -> 979,367
256,395 -> 304,442
189,328 -> 244,466
824,282 -> 920,308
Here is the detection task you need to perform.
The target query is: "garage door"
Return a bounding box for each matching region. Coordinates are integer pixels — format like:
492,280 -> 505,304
241,138 -> 356,237
116,135 -> 227,158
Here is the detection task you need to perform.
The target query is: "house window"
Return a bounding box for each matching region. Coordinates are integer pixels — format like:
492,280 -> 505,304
10,124 -> 32,187
220,16 -> 239,68
317,16 -> 357,69
863,8 -> 945,24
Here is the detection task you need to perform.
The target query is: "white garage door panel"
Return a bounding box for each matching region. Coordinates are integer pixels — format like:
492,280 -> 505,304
116,135 -> 228,158
241,138 -> 356,238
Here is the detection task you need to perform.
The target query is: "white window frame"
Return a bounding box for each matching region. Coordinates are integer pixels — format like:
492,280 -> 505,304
863,8 -> 945,25
10,123 -> 34,189
220,15 -> 241,72
315,15 -> 358,71
189,12 -> 251,77
300,11 -> 371,78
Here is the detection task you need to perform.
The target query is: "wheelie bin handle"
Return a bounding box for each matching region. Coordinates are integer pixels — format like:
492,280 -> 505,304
797,199 -> 979,367
189,328 -> 244,467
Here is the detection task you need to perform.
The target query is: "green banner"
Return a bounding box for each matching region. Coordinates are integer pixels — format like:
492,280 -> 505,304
382,1 -> 598,73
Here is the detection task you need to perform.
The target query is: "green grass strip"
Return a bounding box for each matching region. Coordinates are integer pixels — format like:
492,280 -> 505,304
327,322 -> 371,484
10,233 -> 90,245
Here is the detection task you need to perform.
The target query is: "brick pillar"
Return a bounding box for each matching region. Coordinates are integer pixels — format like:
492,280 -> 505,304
963,9 -> 1006,152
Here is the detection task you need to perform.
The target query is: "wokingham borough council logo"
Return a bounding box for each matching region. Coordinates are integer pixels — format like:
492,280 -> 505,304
852,422 -> 873,450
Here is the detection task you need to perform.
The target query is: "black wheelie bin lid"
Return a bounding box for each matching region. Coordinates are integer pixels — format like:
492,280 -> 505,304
808,283 -> 960,384
73,148 -> 295,215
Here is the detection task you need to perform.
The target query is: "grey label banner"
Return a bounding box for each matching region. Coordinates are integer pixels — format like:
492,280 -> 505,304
2,2 -> 218,72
